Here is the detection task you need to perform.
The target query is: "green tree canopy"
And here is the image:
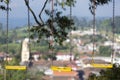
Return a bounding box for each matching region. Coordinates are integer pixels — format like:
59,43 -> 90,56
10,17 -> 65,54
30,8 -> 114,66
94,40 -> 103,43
99,46 -> 112,56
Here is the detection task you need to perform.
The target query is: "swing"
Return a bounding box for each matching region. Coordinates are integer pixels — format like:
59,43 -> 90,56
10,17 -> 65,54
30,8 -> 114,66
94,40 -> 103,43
5,0 -> 31,69
90,0 -> 115,68
50,0 -> 73,71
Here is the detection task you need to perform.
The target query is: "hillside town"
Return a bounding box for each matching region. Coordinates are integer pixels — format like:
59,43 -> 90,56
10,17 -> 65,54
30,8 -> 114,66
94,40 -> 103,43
1,28 -> 120,80
0,0 -> 120,80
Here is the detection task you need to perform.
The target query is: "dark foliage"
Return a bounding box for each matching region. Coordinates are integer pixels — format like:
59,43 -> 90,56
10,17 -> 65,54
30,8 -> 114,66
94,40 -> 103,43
30,11 -> 75,46
89,0 -> 111,15
88,64 -> 120,80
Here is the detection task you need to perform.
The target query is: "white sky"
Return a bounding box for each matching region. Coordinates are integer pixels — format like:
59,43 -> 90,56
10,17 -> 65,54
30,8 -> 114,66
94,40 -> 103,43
0,0 -> 120,18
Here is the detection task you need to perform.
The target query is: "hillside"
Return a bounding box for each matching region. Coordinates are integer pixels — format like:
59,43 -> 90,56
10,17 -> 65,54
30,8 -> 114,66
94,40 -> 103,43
73,16 -> 120,34
0,16 -> 120,56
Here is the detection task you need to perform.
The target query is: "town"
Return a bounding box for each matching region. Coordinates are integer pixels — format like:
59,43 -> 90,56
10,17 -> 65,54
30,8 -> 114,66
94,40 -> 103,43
0,0 -> 120,80
0,28 -> 120,80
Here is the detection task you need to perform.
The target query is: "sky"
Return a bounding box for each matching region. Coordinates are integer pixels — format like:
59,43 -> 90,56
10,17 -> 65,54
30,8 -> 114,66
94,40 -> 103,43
0,0 -> 120,18
0,0 -> 120,27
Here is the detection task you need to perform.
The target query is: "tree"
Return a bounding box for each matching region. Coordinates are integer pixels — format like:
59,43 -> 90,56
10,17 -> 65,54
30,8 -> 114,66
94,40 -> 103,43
24,0 -> 75,47
90,0 -> 111,5
89,0 -> 111,14
24,0 -> 111,46
0,0 -> 10,10
88,64 -> 120,80
0,23 -> 3,30
114,16 -> 120,33
99,46 -> 112,56
0,0 -> 6,10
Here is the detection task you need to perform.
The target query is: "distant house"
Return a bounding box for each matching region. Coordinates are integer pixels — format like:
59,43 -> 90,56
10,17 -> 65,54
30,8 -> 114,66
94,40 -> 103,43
32,52 -> 41,61
86,43 -> 97,51
4,56 -> 13,61
77,43 -> 97,54
43,71 -> 78,80
56,52 -> 74,61
70,29 -> 98,36
71,30 -> 81,36
104,41 -> 113,46
0,52 -> 12,61
104,41 -> 120,53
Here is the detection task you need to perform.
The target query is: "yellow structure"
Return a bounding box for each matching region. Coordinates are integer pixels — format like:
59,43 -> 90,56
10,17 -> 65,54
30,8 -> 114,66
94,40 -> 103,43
51,66 -> 72,71
5,66 -> 26,70
91,64 -> 113,68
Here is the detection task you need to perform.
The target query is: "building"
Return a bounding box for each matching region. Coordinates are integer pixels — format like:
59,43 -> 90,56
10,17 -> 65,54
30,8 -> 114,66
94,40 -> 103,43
56,52 -> 74,61
21,38 -> 30,62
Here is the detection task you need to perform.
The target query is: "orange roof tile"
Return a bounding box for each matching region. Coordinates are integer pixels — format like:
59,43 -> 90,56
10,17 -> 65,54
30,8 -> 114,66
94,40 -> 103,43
53,71 -> 78,77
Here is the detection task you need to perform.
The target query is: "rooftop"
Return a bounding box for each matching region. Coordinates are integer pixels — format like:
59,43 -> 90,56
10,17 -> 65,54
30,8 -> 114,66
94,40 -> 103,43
53,71 -> 78,77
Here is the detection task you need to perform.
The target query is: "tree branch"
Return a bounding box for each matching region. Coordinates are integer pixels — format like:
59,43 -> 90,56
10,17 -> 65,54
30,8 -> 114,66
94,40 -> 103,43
39,0 -> 49,25
24,0 -> 42,26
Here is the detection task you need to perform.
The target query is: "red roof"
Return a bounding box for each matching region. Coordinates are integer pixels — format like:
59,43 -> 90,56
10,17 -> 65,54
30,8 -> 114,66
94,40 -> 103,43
53,71 -> 78,77
0,52 -> 7,57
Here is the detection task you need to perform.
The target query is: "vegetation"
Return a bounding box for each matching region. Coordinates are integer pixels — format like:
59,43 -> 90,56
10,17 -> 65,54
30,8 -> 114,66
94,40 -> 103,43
0,55 -> 44,80
27,71 -> 44,80
0,0 -> 119,80
1,16 -> 120,56
99,46 -> 112,56
0,0 -> 10,10
73,16 -> 120,33
88,64 -> 120,80
24,0 -> 111,46
24,0 -> 75,46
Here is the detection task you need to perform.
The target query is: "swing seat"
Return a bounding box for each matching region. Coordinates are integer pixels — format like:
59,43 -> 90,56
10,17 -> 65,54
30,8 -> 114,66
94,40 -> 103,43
5,65 -> 26,70
51,66 -> 72,72
91,63 -> 113,68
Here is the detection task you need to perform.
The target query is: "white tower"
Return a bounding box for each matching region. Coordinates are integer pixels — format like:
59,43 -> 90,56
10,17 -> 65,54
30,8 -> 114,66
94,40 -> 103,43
21,38 -> 30,62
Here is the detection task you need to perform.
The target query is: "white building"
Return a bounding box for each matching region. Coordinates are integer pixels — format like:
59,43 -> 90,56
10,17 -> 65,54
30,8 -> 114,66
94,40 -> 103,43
70,28 -> 98,36
86,43 -> 97,51
32,53 -> 40,61
104,41 -> 113,46
56,53 -> 74,61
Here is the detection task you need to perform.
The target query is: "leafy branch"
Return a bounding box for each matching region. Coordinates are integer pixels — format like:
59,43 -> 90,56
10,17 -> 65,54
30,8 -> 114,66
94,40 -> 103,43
0,0 -> 10,10
89,0 -> 111,15
24,0 -> 75,46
